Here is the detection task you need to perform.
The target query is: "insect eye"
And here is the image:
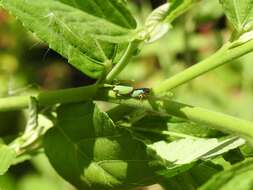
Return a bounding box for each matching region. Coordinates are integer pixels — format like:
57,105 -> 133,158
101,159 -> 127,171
145,88 -> 151,93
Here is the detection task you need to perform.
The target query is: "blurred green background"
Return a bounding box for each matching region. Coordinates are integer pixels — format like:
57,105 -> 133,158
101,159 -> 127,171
1,0 -> 253,189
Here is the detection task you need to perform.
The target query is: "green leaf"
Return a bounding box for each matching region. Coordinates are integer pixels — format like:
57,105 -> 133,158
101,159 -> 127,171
0,145 -> 16,175
141,0 -> 198,43
57,0 -> 136,29
219,0 -> 253,33
142,3 -> 171,43
0,0 -> 137,78
149,137 -> 245,165
199,158 -> 253,190
44,102 -> 157,190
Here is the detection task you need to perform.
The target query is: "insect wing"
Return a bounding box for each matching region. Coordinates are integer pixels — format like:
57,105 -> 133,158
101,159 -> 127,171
113,85 -> 134,95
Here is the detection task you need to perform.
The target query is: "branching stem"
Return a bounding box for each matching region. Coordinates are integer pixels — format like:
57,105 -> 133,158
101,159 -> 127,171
1,40 -> 253,141
106,41 -> 140,83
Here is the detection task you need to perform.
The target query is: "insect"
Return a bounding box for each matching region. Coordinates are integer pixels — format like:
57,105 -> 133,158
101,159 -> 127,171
130,88 -> 150,99
112,85 -> 151,99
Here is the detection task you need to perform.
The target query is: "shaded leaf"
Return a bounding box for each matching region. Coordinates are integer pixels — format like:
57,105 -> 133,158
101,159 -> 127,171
161,162 -> 222,190
222,149 -> 244,165
167,121 -> 224,139
199,158 -> 253,190
0,0 -> 137,78
189,162 -> 223,186
0,145 -> 16,175
220,0 -> 253,32
44,102 -> 158,190
132,115 -> 224,142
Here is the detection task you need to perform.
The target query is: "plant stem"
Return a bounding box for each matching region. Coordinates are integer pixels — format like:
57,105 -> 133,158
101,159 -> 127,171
38,85 -> 98,106
1,87 -> 253,140
0,85 -> 98,111
0,95 -> 30,112
105,41 -> 140,83
163,100 -> 253,141
153,40 -> 253,94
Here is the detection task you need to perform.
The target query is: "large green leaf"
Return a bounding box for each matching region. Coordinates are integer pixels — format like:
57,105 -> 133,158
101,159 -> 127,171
219,0 -> 253,33
44,102 -> 157,190
0,145 -> 16,175
199,158 -> 253,190
0,0 -> 137,78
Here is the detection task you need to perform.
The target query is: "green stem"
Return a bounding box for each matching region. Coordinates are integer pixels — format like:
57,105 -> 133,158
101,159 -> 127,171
1,88 -> 253,141
153,40 -> 253,94
163,100 -> 253,141
0,85 -> 98,111
106,41 -> 139,83
38,85 -> 98,106
0,95 -> 30,112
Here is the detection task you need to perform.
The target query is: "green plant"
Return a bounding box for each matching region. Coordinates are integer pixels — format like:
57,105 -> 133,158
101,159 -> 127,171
0,0 -> 253,189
